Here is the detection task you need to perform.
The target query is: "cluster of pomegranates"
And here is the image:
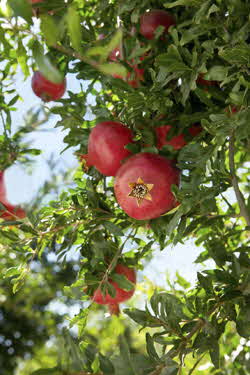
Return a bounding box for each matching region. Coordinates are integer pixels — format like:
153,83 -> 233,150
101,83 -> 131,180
27,5 -> 216,313
0,171 -> 26,221
30,7 -> 215,102
86,120 -> 203,220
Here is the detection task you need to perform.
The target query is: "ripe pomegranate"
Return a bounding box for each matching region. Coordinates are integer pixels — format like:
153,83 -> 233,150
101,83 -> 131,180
156,124 -> 202,150
31,71 -> 66,102
196,73 -> 217,86
0,171 -> 7,204
114,153 -> 180,220
140,10 -> 176,40
31,0 -> 43,3
109,46 -> 144,88
225,106 -> 239,115
0,202 -> 26,221
92,264 -> 136,306
88,121 -> 133,176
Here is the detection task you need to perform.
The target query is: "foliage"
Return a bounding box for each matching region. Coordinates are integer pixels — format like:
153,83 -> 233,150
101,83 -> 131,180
0,0 -> 249,374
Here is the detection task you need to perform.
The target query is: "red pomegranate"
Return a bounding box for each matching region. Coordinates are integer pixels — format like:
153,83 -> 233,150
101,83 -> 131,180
0,171 -> 7,204
109,46 -> 144,88
31,71 -> 66,102
140,10 -> 176,40
92,264 -> 136,306
225,106 -> 239,115
88,121 -> 134,176
196,73 -> 217,86
114,153 -> 180,220
0,202 -> 26,221
156,124 -> 202,150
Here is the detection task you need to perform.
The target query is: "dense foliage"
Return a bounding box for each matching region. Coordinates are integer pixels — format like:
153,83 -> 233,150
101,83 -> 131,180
0,0 -> 250,374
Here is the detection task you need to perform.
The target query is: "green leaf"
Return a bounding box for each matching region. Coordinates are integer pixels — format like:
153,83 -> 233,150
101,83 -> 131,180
206,65 -> 229,81
160,358 -> 179,375
8,0 -> 33,24
40,15 -> 59,46
32,41 -> 64,84
119,335 -> 136,375
146,333 -> 159,361
99,63 -> 127,78
86,29 -> 123,62
219,45 -> 250,65
91,355 -> 100,373
4,266 -> 20,278
111,273 -> 135,291
156,46 -> 191,74
209,339 -> 220,368
164,0 -> 203,7
31,368 -> 60,375
103,221 -> 124,236
124,308 -> 161,327
17,40 -> 29,77
67,5 -> 82,53
236,305 -> 250,338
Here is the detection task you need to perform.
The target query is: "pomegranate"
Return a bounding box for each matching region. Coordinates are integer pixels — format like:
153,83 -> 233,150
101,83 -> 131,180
156,124 -> 202,150
109,46 -> 144,88
114,153 -> 180,220
92,264 -> 136,306
0,202 -> 26,221
140,10 -> 176,40
31,71 -> 66,102
225,106 -> 239,115
0,171 -> 7,204
88,121 -> 133,176
196,73 -> 217,86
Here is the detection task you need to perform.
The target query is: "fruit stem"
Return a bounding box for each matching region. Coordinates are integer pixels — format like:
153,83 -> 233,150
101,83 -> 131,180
108,303 -> 120,315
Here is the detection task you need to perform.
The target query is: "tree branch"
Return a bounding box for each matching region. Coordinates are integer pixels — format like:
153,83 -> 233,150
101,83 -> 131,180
229,135 -> 250,226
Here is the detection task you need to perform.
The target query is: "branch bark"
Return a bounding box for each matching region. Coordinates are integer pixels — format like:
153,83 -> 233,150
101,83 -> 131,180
229,135 -> 250,226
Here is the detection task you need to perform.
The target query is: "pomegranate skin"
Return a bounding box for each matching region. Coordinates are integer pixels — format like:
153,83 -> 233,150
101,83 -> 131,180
0,202 -> 26,220
31,71 -> 66,102
196,74 -> 217,86
156,125 -> 202,150
92,264 -> 136,305
140,10 -> 176,40
0,171 -> 7,204
31,0 -> 43,3
88,121 -> 133,176
114,153 -> 180,220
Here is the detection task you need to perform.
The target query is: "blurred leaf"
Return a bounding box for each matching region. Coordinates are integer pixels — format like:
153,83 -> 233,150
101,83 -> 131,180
67,5 -> 82,53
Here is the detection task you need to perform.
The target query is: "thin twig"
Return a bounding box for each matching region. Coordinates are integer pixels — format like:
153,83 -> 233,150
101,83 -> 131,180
188,353 -> 206,375
229,134 -> 250,226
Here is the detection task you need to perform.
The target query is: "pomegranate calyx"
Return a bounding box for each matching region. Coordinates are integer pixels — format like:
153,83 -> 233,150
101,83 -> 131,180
128,177 -> 154,206
108,303 -> 120,316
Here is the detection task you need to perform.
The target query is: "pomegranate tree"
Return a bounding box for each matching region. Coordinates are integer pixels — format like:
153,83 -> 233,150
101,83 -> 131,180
114,153 -> 180,220
92,264 -> 136,314
156,124 -> 202,150
88,121 -> 133,176
31,71 -> 66,102
140,10 -> 176,40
